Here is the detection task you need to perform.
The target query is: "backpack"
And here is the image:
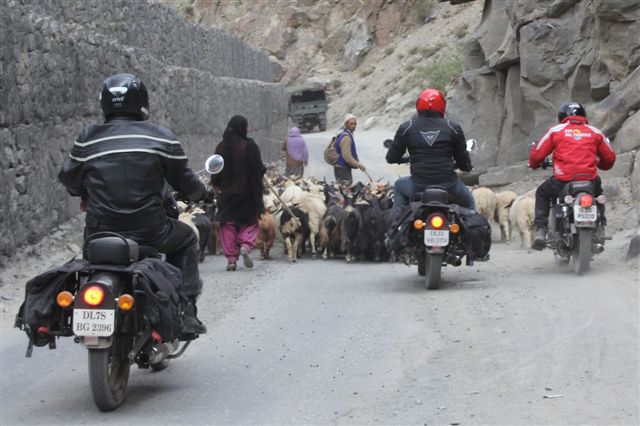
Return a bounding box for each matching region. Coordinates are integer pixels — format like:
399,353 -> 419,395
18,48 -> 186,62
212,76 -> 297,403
323,135 -> 339,165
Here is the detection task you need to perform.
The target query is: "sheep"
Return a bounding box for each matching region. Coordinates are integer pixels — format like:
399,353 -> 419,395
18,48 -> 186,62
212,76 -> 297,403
472,187 -> 496,221
256,210 -> 277,260
509,193 -> 536,249
494,190 -> 517,242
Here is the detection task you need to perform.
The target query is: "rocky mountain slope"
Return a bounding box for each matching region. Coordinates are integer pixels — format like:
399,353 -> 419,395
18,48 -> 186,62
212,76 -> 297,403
164,0 -> 640,231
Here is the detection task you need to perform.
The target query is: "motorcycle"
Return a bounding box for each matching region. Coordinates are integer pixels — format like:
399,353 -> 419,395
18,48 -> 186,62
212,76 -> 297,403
539,159 -> 607,275
385,139 -> 491,289
15,154 -> 224,411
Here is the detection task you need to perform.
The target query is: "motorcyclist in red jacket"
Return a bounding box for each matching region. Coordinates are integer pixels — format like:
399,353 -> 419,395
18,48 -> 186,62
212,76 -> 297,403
529,102 -> 616,250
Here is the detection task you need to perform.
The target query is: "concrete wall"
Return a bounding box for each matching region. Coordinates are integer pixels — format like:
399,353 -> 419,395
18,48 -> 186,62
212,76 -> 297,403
0,0 -> 289,256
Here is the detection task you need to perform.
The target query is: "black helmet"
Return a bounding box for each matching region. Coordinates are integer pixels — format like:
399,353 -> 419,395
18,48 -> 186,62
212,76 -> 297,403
557,102 -> 586,123
100,73 -> 149,120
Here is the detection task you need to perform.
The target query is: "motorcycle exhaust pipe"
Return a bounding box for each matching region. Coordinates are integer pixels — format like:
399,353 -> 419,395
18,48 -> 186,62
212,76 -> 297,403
148,344 -> 169,365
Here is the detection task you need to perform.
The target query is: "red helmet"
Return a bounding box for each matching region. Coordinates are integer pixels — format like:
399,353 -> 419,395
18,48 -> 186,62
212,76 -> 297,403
416,88 -> 446,116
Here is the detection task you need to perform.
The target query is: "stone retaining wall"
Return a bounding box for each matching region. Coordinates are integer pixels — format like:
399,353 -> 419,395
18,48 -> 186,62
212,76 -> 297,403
0,0 -> 289,256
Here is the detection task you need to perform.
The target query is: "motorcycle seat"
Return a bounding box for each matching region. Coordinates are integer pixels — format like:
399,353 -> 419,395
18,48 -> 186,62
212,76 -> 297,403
86,236 -> 159,265
559,180 -> 594,197
421,187 -> 450,204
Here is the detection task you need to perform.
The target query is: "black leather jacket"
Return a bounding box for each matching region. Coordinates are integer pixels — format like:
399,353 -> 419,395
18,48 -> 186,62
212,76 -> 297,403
386,111 -> 472,186
58,117 -> 206,229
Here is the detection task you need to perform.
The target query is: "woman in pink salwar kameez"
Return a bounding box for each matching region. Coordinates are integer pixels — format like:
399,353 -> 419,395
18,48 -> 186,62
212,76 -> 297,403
210,115 -> 266,271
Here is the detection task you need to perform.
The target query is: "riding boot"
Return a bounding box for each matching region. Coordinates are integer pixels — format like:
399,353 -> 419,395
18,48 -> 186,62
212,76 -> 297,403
181,296 -> 207,338
533,227 -> 547,251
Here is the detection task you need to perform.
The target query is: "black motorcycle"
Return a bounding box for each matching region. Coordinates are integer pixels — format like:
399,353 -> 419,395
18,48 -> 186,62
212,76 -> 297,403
15,155 -> 224,411
389,187 -> 491,290
546,179 -> 606,275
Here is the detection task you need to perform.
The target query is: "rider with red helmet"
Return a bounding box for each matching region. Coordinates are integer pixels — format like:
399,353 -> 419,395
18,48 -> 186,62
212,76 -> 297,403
529,101 -> 616,250
386,88 -> 475,220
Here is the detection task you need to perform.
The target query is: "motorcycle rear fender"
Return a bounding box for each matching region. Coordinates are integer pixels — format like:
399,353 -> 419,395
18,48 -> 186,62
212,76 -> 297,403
79,335 -> 113,349
426,246 -> 445,254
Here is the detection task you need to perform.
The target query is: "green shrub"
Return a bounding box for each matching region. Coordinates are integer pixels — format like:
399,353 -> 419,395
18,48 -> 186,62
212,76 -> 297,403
414,52 -> 462,94
412,0 -> 437,22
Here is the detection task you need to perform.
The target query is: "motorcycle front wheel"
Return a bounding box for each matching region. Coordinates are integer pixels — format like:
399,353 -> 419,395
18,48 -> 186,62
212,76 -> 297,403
88,334 -> 133,411
573,228 -> 592,275
425,253 -> 442,290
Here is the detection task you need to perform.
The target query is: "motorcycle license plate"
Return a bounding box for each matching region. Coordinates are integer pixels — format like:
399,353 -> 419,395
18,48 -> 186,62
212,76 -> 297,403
73,309 -> 115,337
573,205 -> 597,222
424,229 -> 449,246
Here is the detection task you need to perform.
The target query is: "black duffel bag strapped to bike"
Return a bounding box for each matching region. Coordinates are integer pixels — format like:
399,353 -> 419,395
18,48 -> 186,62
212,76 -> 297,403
450,205 -> 492,260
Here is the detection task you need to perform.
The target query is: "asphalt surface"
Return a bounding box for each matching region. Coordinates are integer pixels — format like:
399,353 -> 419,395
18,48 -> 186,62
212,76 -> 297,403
1,240 -> 638,425
1,129 -> 638,425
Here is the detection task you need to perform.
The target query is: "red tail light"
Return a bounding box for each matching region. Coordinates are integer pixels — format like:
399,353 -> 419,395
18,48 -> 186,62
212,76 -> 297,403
429,214 -> 446,229
83,285 -> 105,307
579,194 -> 593,208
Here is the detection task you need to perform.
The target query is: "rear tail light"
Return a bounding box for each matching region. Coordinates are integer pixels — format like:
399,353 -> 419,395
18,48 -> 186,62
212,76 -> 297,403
56,291 -> 74,308
83,285 -> 105,307
579,194 -> 594,208
429,214 -> 445,229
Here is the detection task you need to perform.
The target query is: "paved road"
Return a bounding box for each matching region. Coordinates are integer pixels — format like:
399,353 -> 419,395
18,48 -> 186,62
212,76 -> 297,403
1,241 -> 638,425
1,128 -> 638,424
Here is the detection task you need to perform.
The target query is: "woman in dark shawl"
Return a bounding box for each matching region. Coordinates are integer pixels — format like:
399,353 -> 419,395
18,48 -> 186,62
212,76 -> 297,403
211,115 -> 266,271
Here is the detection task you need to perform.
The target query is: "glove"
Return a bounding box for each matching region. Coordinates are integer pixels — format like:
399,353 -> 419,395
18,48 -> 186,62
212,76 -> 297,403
202,187 -> 215,204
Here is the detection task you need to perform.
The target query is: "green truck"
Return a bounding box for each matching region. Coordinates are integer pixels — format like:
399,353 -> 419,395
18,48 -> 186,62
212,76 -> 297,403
288,86 -> 328,133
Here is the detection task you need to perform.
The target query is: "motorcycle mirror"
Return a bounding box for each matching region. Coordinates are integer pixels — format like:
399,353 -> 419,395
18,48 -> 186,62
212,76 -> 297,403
383,139 -> 393,149
204,154 -> 224,175
466,139 -> 477,152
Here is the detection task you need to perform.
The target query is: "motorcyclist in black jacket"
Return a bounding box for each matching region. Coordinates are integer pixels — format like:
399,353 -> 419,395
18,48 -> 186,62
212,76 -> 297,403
386,88 -> 475,222
58,73 -> 213,339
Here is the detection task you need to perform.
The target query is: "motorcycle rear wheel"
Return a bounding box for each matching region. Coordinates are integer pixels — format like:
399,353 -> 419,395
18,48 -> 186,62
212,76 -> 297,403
573,228 -> 592,275
88,334 -> 132,411
425,253 -> 442,290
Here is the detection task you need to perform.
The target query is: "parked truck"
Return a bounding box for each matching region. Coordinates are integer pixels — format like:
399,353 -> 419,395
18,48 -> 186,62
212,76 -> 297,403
288,86 -> 327,133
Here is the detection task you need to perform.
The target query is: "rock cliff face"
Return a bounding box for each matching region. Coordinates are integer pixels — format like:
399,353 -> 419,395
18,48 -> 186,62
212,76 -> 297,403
175,0 -> 430,83
175,0 -> 639,168
0,0 -> 288,257
449,0 -> 640,170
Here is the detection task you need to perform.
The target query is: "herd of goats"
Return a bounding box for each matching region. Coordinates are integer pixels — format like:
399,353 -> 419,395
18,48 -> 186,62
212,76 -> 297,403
177,168 -> 538,265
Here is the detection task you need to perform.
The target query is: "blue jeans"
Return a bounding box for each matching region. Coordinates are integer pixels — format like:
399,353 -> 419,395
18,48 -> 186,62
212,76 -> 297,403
391,176 -> 476,221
